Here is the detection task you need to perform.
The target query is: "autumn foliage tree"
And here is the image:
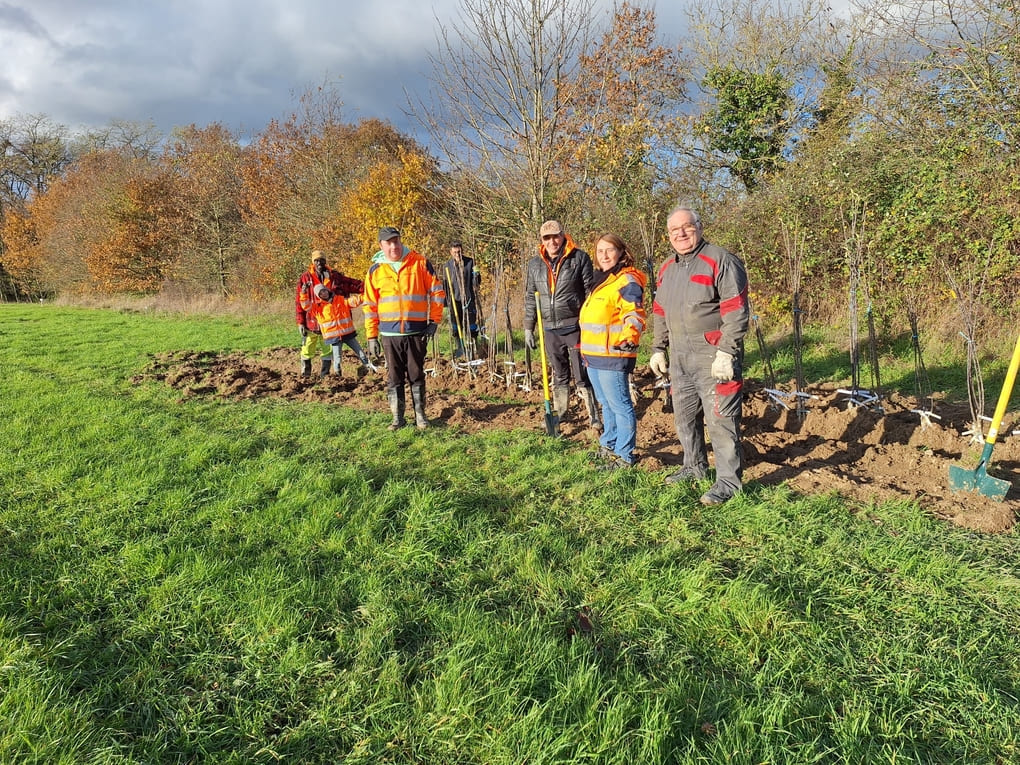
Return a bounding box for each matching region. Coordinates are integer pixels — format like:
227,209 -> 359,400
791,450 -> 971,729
237,82 -> 434,295
559,2 -> 687,263
162,123 -> 246,298
339,145 -> 444,276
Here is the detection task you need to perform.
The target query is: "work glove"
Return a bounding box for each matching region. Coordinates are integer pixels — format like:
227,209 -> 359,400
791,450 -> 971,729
524,329 -> 537,350
711,349 -> 735,381
299,325 -> 308,340
612,341 -> 638,353
423,322 -> 438,338
346,294 -> 362,308
367,338 -> 381,359
649,351 -> 669,377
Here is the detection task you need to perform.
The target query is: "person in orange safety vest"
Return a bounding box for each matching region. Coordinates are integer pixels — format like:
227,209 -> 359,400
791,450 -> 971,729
579,232 -> 647,469
296,250 -> 366,377
362,227 -> 445,430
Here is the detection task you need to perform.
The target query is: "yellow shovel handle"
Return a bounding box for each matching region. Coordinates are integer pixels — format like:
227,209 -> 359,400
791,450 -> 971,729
986,331 -> 1020,444
535,292 -> 552,401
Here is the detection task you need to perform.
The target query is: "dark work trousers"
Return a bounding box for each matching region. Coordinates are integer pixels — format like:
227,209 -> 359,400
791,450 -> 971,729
669,346 -> 743,495
382,334 -> 429,392
544,326 -> 590,390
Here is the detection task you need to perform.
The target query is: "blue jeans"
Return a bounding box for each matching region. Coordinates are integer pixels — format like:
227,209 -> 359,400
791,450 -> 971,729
587,366 -> 636,464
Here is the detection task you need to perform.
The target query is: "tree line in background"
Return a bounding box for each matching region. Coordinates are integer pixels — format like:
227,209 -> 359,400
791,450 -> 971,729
1,0 -> 1017,335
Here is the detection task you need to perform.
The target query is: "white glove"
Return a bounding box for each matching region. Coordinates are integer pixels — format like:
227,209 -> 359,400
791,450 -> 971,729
649,351 -> 669,377
524,329 -> 537,350
711,349 -> 735,381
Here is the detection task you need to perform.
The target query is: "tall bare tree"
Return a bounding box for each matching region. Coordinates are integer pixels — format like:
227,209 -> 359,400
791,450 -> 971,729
413,0 -> 599,240
855,0 -> 1020,150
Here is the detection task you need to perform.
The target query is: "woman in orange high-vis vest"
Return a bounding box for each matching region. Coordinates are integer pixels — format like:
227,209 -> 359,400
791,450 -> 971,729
579,233 -> 647,468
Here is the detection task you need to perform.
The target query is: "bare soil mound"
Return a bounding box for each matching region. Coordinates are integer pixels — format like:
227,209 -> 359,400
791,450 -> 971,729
133,347 -> 1020,533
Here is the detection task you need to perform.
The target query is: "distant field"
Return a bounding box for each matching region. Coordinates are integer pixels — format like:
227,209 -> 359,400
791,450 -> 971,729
2,304 -> 1019,764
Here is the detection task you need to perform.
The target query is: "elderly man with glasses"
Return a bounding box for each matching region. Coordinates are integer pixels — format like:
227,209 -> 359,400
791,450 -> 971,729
649,206 -> 750,505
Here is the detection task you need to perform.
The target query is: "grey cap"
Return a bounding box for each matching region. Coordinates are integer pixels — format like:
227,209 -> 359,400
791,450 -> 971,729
378,226 -> 401,241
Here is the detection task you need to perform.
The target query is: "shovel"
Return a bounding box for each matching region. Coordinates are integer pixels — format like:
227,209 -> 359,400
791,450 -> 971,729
949,330 -> 1020,500
534,292 -> 559,437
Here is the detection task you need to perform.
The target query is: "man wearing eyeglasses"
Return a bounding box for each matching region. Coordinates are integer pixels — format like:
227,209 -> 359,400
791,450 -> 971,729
649,206 -> 749,505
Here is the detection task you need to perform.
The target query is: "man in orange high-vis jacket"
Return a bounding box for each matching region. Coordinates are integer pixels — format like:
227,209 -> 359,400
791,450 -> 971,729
362,227 -> 445,430
296,251 -> 364,377
650,206 -> 749,506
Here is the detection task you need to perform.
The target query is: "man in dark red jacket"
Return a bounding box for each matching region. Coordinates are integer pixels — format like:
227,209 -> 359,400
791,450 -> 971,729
295,250 -> 364,377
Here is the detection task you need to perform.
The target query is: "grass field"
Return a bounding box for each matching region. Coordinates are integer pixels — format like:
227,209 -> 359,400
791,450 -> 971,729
2,304 -> 1019,764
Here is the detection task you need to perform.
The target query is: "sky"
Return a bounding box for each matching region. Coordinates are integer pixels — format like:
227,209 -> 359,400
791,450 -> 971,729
0,0 -> 689,145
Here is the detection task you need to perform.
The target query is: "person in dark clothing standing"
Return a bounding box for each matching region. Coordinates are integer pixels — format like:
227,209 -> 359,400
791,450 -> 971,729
523,220 -> 600,428
442,240 -> 480,359
650,206 -> 750,505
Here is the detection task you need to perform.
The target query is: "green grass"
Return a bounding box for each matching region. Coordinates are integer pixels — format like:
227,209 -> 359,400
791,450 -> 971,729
2,304 -> 1019,764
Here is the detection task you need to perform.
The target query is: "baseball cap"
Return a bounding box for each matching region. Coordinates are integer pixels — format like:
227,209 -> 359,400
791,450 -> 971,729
539,220 -> 564,237
378,226 -> 401,241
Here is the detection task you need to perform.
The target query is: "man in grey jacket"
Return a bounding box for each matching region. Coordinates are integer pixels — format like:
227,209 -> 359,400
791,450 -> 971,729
650,206 -> 749,504
523,219 -> 600,428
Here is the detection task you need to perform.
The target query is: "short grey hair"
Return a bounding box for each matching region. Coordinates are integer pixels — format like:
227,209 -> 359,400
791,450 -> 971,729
667,205 -> 701,225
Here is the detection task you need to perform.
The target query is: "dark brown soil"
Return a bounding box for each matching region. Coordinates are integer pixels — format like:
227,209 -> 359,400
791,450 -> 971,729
133,347 -> 1020,534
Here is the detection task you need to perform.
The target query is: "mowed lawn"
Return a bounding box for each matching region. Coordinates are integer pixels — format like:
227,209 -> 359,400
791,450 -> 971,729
1,304 -> 1019,764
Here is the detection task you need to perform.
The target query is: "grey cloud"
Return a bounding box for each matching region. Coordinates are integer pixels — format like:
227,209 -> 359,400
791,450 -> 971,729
0,2 -> 52,40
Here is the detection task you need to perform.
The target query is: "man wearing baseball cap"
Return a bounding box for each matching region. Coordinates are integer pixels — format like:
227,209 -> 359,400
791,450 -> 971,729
523,219 -> 600,429
362,227 -> 445,429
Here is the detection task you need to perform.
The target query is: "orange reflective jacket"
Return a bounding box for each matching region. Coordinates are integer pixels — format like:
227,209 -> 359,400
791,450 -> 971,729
363,250 -> 445,338
579,266 -> 647,370
298,265 -> 364,340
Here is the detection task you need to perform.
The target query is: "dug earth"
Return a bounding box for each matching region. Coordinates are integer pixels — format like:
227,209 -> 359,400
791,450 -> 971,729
135,347 -> 1020,534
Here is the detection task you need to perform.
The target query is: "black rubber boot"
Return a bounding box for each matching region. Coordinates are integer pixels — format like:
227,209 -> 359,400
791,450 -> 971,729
387,387 -> 406,430
320,358 -> 332,378
411,383 -> 429,430
300,359 -> 312,377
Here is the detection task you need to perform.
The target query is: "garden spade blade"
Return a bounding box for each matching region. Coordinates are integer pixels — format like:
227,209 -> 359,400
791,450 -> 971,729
948,446 -> 1011,500
949,331 -> 1020,500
